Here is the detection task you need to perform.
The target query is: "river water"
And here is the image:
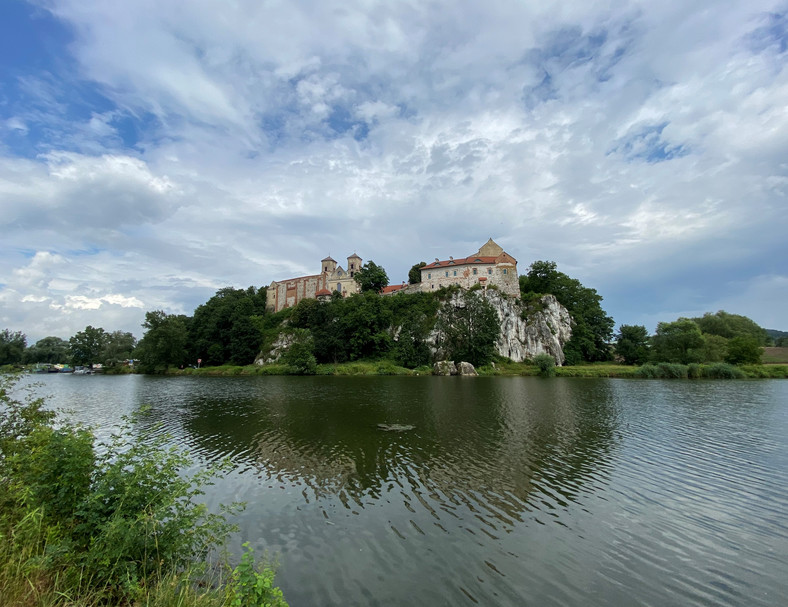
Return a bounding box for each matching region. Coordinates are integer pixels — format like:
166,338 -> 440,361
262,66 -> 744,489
19,374 -> 788,607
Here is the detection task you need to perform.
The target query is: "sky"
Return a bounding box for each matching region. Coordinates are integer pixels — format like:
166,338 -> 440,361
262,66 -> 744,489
1,0 -> 787,343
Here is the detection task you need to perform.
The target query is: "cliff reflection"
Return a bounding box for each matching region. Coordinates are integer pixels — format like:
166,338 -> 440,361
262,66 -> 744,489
177,377 -> 620,529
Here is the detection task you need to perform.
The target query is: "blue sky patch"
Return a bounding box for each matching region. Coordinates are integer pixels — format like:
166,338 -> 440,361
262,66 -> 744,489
610,122 -> 690,163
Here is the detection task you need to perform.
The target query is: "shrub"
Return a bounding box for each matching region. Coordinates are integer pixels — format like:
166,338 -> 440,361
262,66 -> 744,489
703,363 -> 746,379
533,354 -> 556,377
687,363 -> 702,379
0,375 -> 287,605
657,362 -> 688,378
229,542 -> 288,607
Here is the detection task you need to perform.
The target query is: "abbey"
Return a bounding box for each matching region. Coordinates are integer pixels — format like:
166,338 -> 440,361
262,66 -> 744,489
266,253 -> 363,312
416,238 -> 519,297
265,239 -> 519,313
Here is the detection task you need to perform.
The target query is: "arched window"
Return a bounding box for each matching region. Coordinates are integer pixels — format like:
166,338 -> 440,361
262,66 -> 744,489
337,283 -> 342,292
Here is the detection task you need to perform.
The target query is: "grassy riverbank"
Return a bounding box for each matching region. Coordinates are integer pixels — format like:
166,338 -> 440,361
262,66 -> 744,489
0,375 -> 287,607
160,360 -> 788,379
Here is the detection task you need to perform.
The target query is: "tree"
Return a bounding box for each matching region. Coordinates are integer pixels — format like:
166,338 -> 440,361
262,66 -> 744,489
650,319 -> 705,364
100,331 -> 137,366
725,336 -> 762,365
135,311 -> 190,371
0,329 -> 27,365
23,336 -> 68,364
519,261 -> 614,364
615,325 -> 649,365
692,311 -> 768,345
408,262 -> 426,285
190,286 -> 266,366
69,326 -> 107,366
354,261 -> 389,293
701,334 -> 728,363
435,291 -> 499,367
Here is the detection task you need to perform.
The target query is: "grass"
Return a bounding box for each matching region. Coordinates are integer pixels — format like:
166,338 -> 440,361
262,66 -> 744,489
146,359 -> 788,379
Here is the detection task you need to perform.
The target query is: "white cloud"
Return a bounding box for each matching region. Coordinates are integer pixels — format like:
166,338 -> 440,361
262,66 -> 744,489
0,0 -> 785,341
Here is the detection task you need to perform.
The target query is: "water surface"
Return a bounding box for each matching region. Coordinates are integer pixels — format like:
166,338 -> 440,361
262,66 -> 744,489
23,375 -> 788,607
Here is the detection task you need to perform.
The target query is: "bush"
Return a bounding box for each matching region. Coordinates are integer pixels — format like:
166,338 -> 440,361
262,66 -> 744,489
687,363 -> 702,379
634,363 -> 688,378
533,354 -> 556,377
0,375 -> 287,605
703,362 -> 746,379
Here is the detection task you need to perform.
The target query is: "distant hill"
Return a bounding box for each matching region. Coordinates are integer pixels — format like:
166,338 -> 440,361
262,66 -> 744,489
766,329 -> 788,339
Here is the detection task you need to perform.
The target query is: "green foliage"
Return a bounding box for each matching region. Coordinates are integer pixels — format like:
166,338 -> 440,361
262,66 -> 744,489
0,329 -> 27,365
135,310 -> 191,372
229,543 -> 288,607
614,324 -> 649,365
0,376 -> 269,605
408,261 -> 426,284
190,287 -> 268,366
724,336 -> 763,365
280,331 -> 317,375
703,362 -> 747,379
701,333 -> 728,363
22,335 -> 69,364
69,326 -> 107,366
435,291 -> 500,367
100,330 -> 137,367
519,261 -> 614,364
634,363 -> 688,378
650,318 -> 705,364
353,260 -> 389,293
692,310 -> 768,344
533,353 -> 556,377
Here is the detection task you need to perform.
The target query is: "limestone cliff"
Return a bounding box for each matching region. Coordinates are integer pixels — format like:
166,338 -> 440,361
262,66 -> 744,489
427,289 -> 572,365
489,291 -> 572,365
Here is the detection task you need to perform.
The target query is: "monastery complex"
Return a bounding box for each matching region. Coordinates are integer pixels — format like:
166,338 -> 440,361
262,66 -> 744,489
266,239 -> 519,312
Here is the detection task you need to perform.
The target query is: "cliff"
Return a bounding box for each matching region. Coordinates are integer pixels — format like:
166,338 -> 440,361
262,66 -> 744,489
489,291 -> 572,365
426,290 -> 572,365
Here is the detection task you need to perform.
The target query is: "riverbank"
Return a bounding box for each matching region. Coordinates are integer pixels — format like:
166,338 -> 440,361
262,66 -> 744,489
159,360 -> 788,379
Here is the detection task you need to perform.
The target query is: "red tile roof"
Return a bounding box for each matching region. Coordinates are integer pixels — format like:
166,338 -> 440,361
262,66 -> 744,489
422,256 -> 498,269
380,284 -> 406,295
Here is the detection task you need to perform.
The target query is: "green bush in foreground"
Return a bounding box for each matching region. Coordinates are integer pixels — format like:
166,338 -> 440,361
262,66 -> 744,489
0,374 -> 287,606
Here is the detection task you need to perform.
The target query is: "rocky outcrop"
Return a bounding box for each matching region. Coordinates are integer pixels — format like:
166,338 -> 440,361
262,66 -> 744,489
254,331 -> 297,365
489,291 -> 572,365
427,290 -> 572,365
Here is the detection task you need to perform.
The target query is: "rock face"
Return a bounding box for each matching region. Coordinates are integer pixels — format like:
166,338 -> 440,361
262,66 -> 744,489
254,332 -> 296,365
489,291 -> 572,365
427,290 -> 572,365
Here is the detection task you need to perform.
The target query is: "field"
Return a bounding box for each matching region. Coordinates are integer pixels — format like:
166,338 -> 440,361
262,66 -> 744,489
763,347 -> 788,364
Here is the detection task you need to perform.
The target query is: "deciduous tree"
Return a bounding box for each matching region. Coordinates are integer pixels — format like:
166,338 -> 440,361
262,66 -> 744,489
354,261 -> 389,293
614,325 -> 649,365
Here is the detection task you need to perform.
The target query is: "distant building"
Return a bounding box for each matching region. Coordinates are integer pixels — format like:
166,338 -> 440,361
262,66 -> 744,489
266,253 -> 363,312
418,238 -> 519,297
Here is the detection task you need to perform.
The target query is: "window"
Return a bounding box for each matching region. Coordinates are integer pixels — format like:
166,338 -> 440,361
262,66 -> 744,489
472,268 -> 477,275
428,273 -> 431,279
337,283 -> 342,292
453,270 -> 457,276
488,268 -> 492,275
445,271 -> 449,277
350,263 -> 354,269
503,269 -> 507,275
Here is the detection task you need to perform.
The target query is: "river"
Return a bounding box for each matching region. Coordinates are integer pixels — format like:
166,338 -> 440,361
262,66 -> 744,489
18,374 -> 788,607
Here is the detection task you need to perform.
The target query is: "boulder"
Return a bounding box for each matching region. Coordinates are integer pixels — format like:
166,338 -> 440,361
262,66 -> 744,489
433,360 -> 458,376
456,361 -> 478,376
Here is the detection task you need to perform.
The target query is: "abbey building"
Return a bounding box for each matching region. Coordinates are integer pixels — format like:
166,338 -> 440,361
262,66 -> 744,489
266,253 -> 363,312
265,239 -> 518,312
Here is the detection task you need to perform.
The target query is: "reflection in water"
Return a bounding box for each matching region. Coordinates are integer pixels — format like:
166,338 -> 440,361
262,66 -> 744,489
177,378 -> 619,534
24,375 -> 788,607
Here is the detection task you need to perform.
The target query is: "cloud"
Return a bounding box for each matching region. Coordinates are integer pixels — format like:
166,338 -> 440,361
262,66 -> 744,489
0,0 -> 785,342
